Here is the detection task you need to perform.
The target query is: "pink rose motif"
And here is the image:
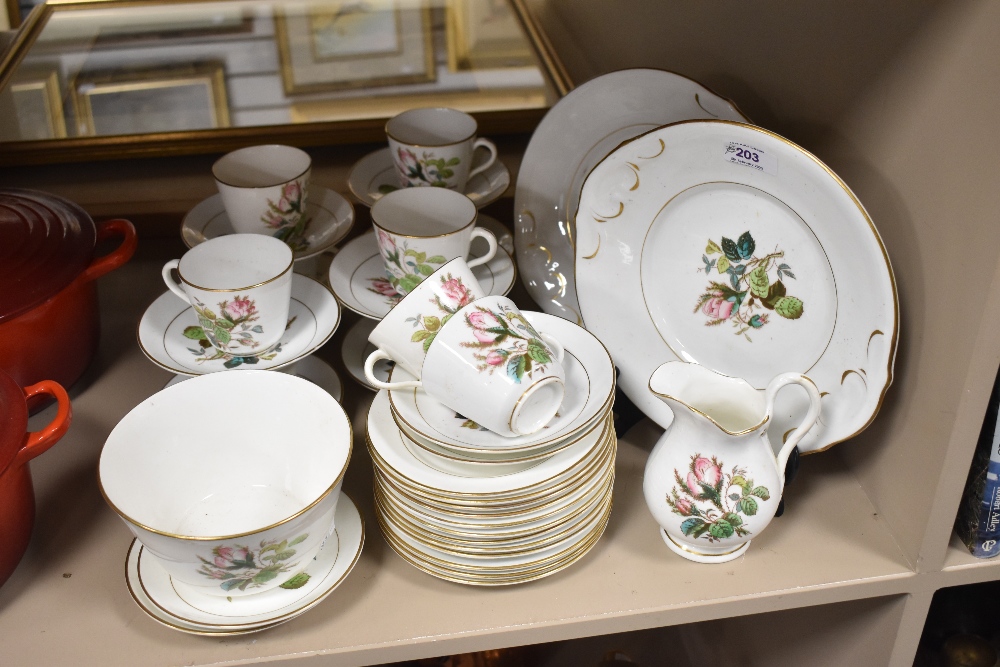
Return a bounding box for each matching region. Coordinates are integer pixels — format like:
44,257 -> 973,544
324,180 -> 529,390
675,497 -> 694,516
486,350 -> 505,366
398,148 -> 419,172
376,228 -> 396,254
224,296 -> 255,322
702,296 -> 735,320
232,547 -> 249,563
468,310 -> 500,343
282,181 -> 301,203
369,277 -> 397,298
686,456 -> 722,496
213,546 -> 234,568
440,277 -> 473,307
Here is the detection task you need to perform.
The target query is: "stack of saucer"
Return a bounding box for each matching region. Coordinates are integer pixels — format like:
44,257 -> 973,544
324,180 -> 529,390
367,312 -> 616,585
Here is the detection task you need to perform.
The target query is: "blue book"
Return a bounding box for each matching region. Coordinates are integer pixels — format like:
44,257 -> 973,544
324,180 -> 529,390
956,371 -> 1000,558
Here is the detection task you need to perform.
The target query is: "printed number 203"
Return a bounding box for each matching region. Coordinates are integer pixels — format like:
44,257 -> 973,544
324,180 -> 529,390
735,148 -> 760,163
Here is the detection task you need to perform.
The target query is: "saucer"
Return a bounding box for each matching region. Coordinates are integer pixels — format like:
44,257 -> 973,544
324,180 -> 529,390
389,312 -> 615,455
328,230 -> 516,320
125,494 -> 364,635
138,274 -> 341,376
341,317 -> 392,390
181,186 -> 355,261
348,147 -> 510,209
164,355 -> 344,402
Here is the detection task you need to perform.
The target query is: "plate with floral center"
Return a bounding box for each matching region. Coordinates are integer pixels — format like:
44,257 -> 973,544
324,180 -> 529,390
348,147 -> 510,210
574,120 -> 897,453
181,186 -> 355,261
138,274 -> 341,376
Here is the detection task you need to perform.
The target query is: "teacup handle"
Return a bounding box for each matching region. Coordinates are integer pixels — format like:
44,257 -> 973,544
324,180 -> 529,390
540,333 -> 565,363
764,372 -> 822,484
466,229 -> 498,269
364,350 -> 422,391
161,259 -> 190,303
467,138 -> 498,180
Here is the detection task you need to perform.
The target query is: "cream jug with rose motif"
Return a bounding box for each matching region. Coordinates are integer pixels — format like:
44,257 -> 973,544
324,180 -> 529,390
642,361 -> 821,563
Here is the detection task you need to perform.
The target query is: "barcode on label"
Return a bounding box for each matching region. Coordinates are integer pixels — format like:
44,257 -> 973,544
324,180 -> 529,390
723,142 -> 777,175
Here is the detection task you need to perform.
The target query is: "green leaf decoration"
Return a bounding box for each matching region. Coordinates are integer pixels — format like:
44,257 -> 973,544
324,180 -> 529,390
728,493 -> 741,501
440,169 -> 454,178
706,240 -> 721,254
251,325 -> 264,334
527,341 -> 552,364
426,255 -> 447,264
411,330 -> 431,343
721,236 -> 739,261
223,357 -> 243,369
748,265 -> 769,298
446,157 -> 461,166
289,534 -> 308,547
198,316 -> 213,330
774,296 -> 804,319
417,264 -> 434,276
723,512 -> 743,527
253,568 -> 279,584
423,316 -> 441,332
404,249 -> 420,258
738,496 -> 759,516
736,231 -> 756,259
731,475 -> 747,488
214,326 -> 231,345
680,517 -> 706,536
709,519 -> 734,539
716,256 -> 731,274
507,354 -> 527,383
280,572 -> 311,589
423,335 -> 435,352
183,326 -> 205,340
751,486 -> 771,500
217,316 -> 236,330
220,578 -> 245,592
760,280 -> 787,310
398,274 -> 423,294
274,550 -> 296,561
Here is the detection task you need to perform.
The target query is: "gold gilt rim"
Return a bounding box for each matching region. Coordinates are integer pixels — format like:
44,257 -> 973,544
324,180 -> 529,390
395,403 -> 611,464
371,191 -> 477,239
372,455 -> 614,526
573,118 -> 898,455
663,529 -> 747,558
368,426 -> 615,508
375,478 -> 613,556
366,415 -> 614,499
211,146 -> 311,189
101,430 -> 352,542
369,435 -> 615,515
377,499 -> 611,576
648,381 -> 770,437
385,107 -> 478,147
177,253 -> 294,293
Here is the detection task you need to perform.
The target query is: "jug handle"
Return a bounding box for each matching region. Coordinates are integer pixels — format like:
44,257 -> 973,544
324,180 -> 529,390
764,373 -> 822,485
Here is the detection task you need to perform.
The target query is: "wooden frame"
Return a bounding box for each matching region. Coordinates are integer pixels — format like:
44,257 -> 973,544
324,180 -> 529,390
446,0 -> 536,72
7,67 -> 67,139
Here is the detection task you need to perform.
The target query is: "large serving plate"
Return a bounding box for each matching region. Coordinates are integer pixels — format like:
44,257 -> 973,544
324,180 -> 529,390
514,68 -> 747,324
575,120 -> 897,454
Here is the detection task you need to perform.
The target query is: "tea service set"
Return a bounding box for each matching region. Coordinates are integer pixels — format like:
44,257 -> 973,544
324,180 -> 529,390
102,70 -> 897,633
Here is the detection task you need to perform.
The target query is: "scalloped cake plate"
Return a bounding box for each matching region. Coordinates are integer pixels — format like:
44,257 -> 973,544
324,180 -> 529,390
514,68 -> 748,325
574,120 -> 897,454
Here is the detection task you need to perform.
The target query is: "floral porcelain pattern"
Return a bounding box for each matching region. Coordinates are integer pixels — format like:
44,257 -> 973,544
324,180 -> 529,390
393,148 -> 462,189
696,230 -> 803,341
183,298 -> 295,368
665,454 -> 771,543
197,533 -> 311,592
263,180 -> 311,251
407,273 -> 477,351
375,228 -> 448,295
461,303 -> 556,384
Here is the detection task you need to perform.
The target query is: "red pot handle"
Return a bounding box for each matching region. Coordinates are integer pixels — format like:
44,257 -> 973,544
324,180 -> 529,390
80,218 -> 138,284
14,381 -> 72,469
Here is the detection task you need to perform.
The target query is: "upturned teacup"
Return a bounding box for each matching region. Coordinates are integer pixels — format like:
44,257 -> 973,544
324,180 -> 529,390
386,107 -> 498,192
213,144 -> 311,242
98,371 -> 352,597
371,187 -> 497,296
162,235 -> 292,356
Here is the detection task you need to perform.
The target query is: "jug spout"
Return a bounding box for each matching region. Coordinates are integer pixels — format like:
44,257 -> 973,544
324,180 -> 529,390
648,362 -> 766,435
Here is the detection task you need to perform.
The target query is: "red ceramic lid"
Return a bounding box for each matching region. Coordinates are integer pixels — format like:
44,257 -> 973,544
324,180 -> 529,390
0,368 -> 27,475
0,189 -> 97,323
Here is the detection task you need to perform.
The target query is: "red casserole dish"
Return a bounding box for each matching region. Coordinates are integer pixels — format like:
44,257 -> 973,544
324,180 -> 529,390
0,189 -> 137,396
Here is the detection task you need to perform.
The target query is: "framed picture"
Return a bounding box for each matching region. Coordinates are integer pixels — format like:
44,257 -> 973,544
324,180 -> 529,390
71,63 -> 230,137
275,1 -> 435,96
446,0 -> 536,71
9,68 -> 67,140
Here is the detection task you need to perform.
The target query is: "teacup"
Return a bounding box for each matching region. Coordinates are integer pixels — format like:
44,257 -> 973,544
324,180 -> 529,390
98,370 -> 352,597
372,187 -> 497,295
162,234 -> 292,356
213,144 -> 311,241
386,107 -> 498,192
366,288 -> 566,437
365,257 -> 486,379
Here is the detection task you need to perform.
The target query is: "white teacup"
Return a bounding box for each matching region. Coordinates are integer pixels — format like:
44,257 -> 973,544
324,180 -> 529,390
162,235 -> 293,356
365,257 -> 486,379
213,144 -> 311,242
366,288 -> 566,437
98,370 -> 352,597
386,107 -> 498,192
372,187 -> 497,296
